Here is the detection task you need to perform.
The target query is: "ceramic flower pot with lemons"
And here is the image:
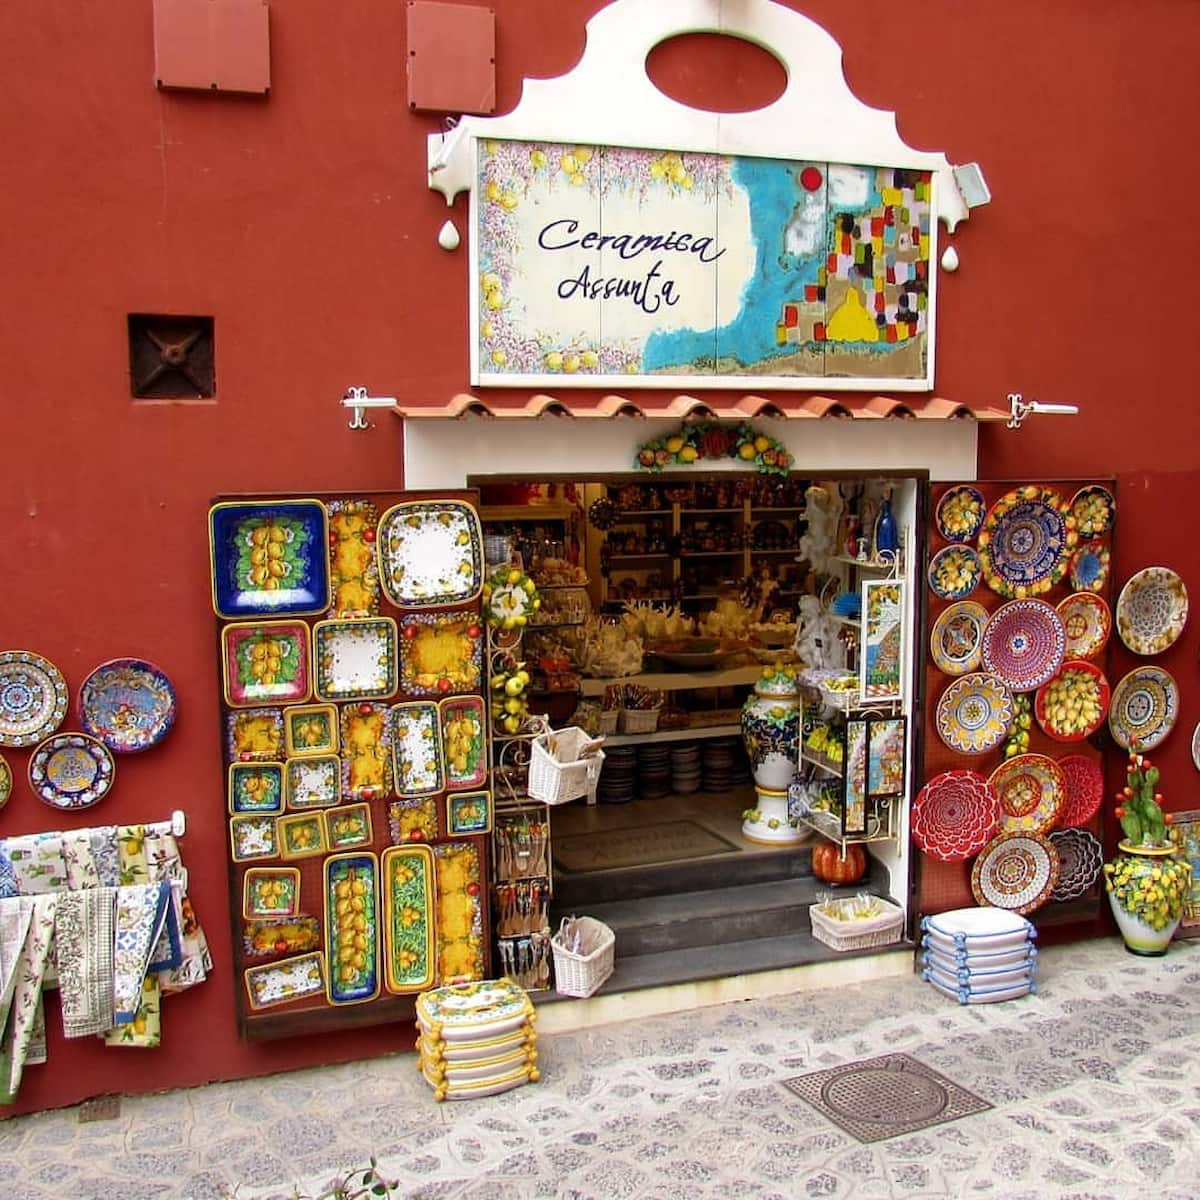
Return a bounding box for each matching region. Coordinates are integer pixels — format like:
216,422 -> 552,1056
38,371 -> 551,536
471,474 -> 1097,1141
1103,842 -> 1192,956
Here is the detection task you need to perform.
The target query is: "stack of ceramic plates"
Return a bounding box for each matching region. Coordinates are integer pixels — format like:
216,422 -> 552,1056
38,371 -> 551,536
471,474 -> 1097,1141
920,907 -> 1037,1005
702,737 -> 737,791
597,745 -> 637,804
671,741 -> 702,794
637,743 -> 672,799
416,978 -> 539,1102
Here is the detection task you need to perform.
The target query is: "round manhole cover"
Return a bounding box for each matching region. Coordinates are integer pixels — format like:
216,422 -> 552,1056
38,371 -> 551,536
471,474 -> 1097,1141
821,1067 -> 949,1125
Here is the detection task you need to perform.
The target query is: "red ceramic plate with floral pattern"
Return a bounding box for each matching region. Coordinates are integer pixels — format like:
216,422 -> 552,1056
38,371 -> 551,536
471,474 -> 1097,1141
980,599 -> 1066,693
971,830 -> 1060,915
989,753 -> 1065,835
911,770 -> 1001,862
1055,754 -> 1104,828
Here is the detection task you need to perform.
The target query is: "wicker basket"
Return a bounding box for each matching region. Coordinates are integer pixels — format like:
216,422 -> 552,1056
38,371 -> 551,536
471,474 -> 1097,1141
527,728 -> 606,806
551,916 -> 615,998
597,709 -> 619,735
809,898 -> 904,952
618,707 -> 660,734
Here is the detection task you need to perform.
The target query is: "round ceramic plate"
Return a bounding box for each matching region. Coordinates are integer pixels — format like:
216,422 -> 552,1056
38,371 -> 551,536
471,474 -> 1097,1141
930,601 -> 988,676
935,673 -> 1014,755
978,487 -> 1075,599
980,599 -> 1066,692
1193,722 -> 1200,772
1034,661 -> 1110,742
935,486 -> 986,543
1108,666 -> 1179,751
1055,592 -> 1111,660
0,752 -> 10,810
27,732 -> 116,810
0,650 -> 69,748
1049,828 -> 1103,901
1115,566 -> 1188,655
989,753 -> 1065,835
1055,754 -> 1104,827
911,770 -> 1000,862
79,658 -> 178,753
1069,545 -> 1109,593
1069,486 -> 1115,540
971,831 -> 1060,915
928,545 -> 982,601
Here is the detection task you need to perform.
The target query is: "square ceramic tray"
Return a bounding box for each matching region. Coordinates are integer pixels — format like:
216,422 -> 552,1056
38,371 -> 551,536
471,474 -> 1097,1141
447,790 -> 491,836
377,500 -> 484,609
227,707 -> 285,763
230,814 -> 279,862
313,617 -> 398,702
221,620 -> 312,708
398,614 -> 484,697
284,703 -> 339,757
228,762 -> 285,815
242,866 -> 301,919
210,500 -> 330,620
323,802 -> 374,850
284,755 -> 341,809
277,813 -> 327,860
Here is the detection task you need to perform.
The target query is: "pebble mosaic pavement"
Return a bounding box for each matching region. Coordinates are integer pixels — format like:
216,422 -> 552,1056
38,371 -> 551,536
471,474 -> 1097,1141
2,936 -> 1199,1199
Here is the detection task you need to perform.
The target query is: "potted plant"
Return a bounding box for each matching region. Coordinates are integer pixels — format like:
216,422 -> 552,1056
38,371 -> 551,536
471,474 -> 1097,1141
1102,746 -> 1193,956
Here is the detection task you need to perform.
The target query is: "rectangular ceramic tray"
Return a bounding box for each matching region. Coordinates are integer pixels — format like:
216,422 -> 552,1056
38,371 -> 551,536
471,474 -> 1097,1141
433,841 -> 485,984
284,703 -> 340,757
340,703 -> 393,801
242,915 -> 322,959
381,844 -> 437,994
244,951 -> 327,1011
228,762 -> 285,815
326,498 -> 381,618
324,851 -> 382,1005
439,696 -> 488,790
390,701 -> 444,796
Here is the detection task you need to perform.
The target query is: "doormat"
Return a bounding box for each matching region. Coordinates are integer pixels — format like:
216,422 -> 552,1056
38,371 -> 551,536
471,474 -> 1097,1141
552,820 -> 740,873
781,1052 -> 991,1144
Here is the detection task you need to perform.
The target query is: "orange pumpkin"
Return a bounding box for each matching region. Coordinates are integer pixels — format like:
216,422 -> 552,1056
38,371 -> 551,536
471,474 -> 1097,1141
811,842 -> 867,885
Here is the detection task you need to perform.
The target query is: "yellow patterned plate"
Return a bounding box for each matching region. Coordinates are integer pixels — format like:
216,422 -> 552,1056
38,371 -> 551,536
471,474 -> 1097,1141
929,602 -> 989,676
1055,592 -> 1111,660
989,753 -> 1065,834
935,673 -> 1014,755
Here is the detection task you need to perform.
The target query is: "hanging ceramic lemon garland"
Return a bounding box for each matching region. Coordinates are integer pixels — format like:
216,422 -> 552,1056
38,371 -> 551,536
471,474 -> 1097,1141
482,566 -> 541,632
634,422 -> 792,476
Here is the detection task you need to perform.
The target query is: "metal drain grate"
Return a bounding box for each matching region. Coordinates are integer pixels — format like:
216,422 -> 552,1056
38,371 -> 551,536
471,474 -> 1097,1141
77,1095 -> 121,1123
782,1052 -> 991,1143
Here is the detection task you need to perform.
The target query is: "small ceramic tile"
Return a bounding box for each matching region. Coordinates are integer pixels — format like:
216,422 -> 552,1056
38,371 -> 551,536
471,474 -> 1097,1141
277,813 -> 327,861
228,762 -> 285,815
284,703 -> 340,757
242,867 -> 301,918
323,803 -> 374,851
447,790 -> 492,836
227,707 -> 285,763
388,795 -> 438,844
284,755 -> 341,810
230,814 -> 279,862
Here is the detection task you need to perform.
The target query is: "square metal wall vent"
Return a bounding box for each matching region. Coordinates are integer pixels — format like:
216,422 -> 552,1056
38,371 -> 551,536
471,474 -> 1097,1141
128,314 -> 216,399
154,0 -> 271,95
407,1 -> 495,114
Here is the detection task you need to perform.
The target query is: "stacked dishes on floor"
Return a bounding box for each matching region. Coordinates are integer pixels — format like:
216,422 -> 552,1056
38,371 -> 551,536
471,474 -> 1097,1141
920,907 -> 1038,1005
637,742 -> 672,799
670,741 -> 702,794
702,736 -> 738,791
416,978 -> 539,1101
597,744 -> 637,804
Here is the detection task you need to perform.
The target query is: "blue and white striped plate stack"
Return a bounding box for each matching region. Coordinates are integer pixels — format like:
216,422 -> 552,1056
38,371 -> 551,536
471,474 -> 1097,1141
920,907 -> 1038,1005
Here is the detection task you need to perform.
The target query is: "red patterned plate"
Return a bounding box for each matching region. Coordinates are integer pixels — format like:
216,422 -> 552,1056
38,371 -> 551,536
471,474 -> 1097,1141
1034,660 -> 1110,742
989,753 -> 1065,834
1055,754 -> 1104,827
980,599 -> 1066,693
911,770 -> 1001,863
1055,592 -> 1111,660
971,831 -> 1060,914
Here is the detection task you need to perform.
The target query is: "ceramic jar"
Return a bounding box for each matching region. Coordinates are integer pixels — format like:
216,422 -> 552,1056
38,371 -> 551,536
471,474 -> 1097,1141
741,785 -> 807,845
1103,841 -> 1193,956
741,666 -> 802,792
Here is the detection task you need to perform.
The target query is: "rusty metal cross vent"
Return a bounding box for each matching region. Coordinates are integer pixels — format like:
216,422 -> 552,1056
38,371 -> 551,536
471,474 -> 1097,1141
128,314 -> 215,399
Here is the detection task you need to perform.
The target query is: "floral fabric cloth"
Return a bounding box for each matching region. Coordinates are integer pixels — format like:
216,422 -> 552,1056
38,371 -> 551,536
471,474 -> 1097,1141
88,826 -> 122,887
144,831 -> 211,994
53,887 -> 116,1038
110,882 -> 171,1026
0,848 -> 17,899
0,894 -> 58,1103
2,834 -> 67,894
61,831 -> 101,891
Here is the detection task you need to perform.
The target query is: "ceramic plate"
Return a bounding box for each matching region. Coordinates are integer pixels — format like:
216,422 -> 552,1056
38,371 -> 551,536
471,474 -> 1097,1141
227,707 -> 285,762
399,614 -> 484,697
911,770 -> 1000,862
243,867 -> 301,919
378,500 -> 484,609
27,733 -> 115,810
283,704 -> 339,757
1193,722 -> 1200,772
1055,592 -> 1111,660
222,621 -> 312,708
1048,828 -> 1103,901
447,790 -> 492,837
277,812 -> 327,860
935,673 -> 1014,755
327,498 -> 381,618
921,906 -> 1034,946
440,696 -> 488,790
434,841 -> 486,984
1115,566 -> 1188,656
78,658 -> 177,752
324,803 -> 374,851
928,545 -> 982,601
340,702 -> 393,801
971,831 -> 1060,914
390,701 -> 444,797
284,755 -> 340,809
929,601 -> 988,676
209,499 -> 330,619
229,814 -> 278,862
1069,486 -> 1115,540
325,851 -> 382,1005
313,617 -> 398,702
0,753 -> 10,810
935,486 -> 986,543
978,486 -> 1075,599
1055,754 -> 1104,827
0,650 -> 69,748
244,951 -> 326,1011
1034,661 -> 1110,742
989,753 -> 1065,835
228,761 -> 285,814
980,599 -> 1066,692
381,844 -> 438,994
1069,545 -> 1110,593
1108,666 -> 1179,751
483,567 -> 540,631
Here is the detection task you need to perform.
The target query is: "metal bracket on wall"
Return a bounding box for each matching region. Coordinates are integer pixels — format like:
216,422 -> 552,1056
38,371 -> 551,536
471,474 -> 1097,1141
1007,393 -> 1080,431
342,386 -> 398,430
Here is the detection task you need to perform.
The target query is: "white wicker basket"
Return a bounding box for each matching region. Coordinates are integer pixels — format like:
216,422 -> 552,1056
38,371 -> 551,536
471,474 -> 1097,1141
551,916 -> 615,998
809,898 -> 904,952
528,728 -> 606,806
618,707 -> 660,734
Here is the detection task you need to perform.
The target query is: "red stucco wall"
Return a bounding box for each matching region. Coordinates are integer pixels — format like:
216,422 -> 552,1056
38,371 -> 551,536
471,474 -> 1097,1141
1,0 -> 1197,1115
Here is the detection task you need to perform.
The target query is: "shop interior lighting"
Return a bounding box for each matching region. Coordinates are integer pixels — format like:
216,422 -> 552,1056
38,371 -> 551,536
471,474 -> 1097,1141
341,386 -> 398,430
1007,393 -> 1079,430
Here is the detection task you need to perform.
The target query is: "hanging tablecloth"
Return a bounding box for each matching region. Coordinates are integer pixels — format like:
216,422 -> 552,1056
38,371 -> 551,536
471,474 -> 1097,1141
53,887 -> 116,1038
0,894 -> 58,1103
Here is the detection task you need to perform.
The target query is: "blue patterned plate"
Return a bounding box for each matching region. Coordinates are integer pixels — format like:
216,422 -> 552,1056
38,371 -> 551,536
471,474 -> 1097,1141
979,487 -> 1075,599
928,545 -> 982,601
80,658 -> 177,753
935,486 -> 986,543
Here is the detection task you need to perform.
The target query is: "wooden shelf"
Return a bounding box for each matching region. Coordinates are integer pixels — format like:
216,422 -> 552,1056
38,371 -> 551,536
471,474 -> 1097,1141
580,664 -> 761,696
832,554 -> 899,572
800,750 -> 842,778
479,503 -> 576,523
600,722 -> 741,747
678,549 -> 742,558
